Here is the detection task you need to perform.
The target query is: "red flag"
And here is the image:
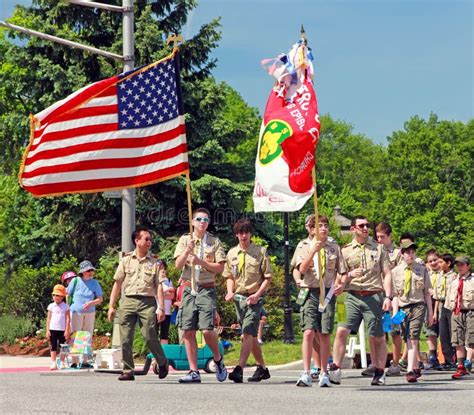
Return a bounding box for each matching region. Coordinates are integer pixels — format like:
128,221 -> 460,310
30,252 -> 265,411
253,78 -> 320,212
19,52 -> 188,197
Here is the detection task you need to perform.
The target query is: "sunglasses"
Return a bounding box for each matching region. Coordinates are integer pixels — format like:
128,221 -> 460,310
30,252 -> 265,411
194,217 -> 209,223
356,223 -> 369,229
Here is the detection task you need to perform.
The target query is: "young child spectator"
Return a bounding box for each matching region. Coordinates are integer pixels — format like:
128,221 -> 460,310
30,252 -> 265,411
46,285 -> 70,370
157,261 -> 175,344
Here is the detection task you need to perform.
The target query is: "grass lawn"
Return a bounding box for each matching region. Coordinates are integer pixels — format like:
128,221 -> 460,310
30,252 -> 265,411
223,331 -> 433,366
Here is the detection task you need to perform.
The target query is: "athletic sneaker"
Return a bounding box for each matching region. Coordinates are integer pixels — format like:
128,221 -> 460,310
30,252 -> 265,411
464,360 -> 472,372
215,357 -> 227,382
371,369 -> 386,386
247,365 -> 270,382
328,364 -> 342,385
310,366 -> 321,380
49,362 -> 57,370
179,370 -> 201,383
296,372 -> 312,387
361,363 -> 376,376
229,365 -> 243,383
438,362 -> 454,371
428,355 -> 440,370
385,361 -> 401,377
451,365 -> 470,380
398,359 -> 408,371
414,368 -> 422,379
318,372 -> 331,388
406,371 -> 418,383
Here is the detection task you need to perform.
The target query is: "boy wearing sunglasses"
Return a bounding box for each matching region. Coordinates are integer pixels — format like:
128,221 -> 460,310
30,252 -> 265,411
174,207 -> 228,383
328,215 -> 392,386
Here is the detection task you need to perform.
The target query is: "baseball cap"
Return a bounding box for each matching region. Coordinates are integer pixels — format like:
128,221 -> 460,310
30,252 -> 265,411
454,255 -> 471,265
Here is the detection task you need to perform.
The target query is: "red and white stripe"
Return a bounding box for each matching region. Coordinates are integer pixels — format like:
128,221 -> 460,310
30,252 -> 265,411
19,76 -> 188,197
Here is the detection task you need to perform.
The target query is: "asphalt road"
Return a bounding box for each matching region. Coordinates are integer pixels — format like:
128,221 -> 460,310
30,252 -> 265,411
1,368 -> 473,414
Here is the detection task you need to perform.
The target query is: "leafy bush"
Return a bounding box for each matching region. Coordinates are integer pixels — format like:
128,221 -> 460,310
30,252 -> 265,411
0,315 -> 35,344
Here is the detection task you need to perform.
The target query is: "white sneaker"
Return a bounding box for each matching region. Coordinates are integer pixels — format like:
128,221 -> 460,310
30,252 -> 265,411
318,372 -> 332,387
328,367 -> 342,384
50,362 -> 57,370
58,361 -> 65,370
296,372 -> 312,387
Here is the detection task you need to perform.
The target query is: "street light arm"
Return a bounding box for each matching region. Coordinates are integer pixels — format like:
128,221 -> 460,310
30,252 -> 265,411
67,0 -> 127,13
0,20 -> 124,61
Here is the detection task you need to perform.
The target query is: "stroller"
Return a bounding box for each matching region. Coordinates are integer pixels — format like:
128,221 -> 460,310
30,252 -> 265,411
59,331 -> 94,369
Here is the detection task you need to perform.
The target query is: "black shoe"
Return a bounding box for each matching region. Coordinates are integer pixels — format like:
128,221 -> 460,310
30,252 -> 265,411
70,363 -> 78,369
229,365 -> 243,383
248,365 -> 270,382
158,359 -> 169,379
371,369 -> 386,386
118,372 -> 135,381
81,363 -> 93,369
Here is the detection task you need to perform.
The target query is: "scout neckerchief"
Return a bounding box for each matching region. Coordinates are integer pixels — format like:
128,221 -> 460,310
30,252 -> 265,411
403,266 -> 412,298
430,270 -> 440,289
312,241 -> 334,312
439,271 -> 448,299
454,274 -> 469,315
193,232 -> 208,285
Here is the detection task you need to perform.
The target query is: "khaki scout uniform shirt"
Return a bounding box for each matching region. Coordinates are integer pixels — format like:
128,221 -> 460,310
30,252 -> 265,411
174,232 -> 226,284
343,238 -> 390,292
434,270 -> 456,301
223,243 -> 272,295
383,243 -> 401,270
391,261 -> 431,307
444,272 -> 474,311
294,238 -> 346,289
113,250 -> 163,297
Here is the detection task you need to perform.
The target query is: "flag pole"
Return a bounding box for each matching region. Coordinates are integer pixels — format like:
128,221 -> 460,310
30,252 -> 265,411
185,172 -> 197,294
302,25 -> 325,308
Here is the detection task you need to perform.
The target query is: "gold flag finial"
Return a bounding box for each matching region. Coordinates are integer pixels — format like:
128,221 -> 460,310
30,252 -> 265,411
300,25 -> 307,45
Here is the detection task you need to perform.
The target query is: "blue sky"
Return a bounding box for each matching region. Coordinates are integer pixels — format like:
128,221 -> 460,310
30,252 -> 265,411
2,0 -> 472,144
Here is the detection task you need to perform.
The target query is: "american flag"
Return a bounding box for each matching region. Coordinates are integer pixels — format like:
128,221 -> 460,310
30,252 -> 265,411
19,53 -> 189,197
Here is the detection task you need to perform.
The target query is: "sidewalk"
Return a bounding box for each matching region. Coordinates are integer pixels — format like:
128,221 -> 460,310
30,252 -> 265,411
0,355 -> 51,372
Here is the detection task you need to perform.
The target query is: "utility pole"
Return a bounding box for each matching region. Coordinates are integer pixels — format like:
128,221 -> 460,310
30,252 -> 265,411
121,0 -> 136,254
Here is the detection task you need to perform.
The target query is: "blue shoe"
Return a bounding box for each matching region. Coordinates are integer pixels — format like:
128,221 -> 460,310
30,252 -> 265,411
215,358 -> 228,382
310,366 -> 321,380
464,360 -> 472,372
428,355 -> 440,370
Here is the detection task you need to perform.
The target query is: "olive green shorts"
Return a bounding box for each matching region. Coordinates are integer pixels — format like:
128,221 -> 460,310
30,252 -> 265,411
424,299 -> 439,337
339,291 -> 384,337
234,294 -> 264,337
300,290 -> 336,334
178,286 -> 216,331
451,310 -> 474,348
401,303 -> 426,341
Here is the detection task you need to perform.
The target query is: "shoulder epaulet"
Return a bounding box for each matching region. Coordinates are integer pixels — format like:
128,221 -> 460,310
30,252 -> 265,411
343,242 -> 352,248
123,252 -> 132,257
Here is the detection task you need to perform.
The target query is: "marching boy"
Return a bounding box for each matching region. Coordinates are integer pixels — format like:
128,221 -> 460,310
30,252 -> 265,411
391,241 -> 433,383
224,218 -> 272,383
444,256 -> 474,380
294,214 -> 346,387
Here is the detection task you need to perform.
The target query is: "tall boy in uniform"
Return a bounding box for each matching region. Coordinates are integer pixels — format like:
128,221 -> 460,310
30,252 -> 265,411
391,241 -> 433,383
293,215 -> 347,388
224,218 -> 272,383
444,256 -> 474,379
174,207 -> 228,383
375,222 -> 403,377
434,253 -> 456,370
328,216 -> 392,386
424,249 -> 442,369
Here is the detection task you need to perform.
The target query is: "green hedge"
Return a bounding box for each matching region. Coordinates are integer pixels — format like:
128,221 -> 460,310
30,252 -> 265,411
0,315 -> 35,344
